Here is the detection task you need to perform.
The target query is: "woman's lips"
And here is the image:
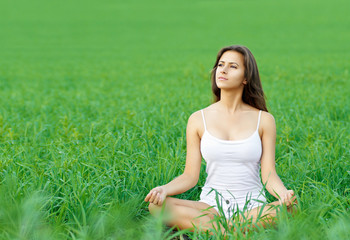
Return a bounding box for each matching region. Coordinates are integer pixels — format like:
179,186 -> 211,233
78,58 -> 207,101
218,76 -> 228,80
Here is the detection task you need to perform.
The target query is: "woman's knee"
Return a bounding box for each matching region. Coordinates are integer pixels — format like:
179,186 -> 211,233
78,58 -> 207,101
148,202 -> 162,216
163,197 -> 179,206
148,200 -> 174,217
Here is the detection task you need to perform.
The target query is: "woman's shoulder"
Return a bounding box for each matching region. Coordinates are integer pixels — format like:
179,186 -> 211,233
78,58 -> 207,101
244,103 -> 274,120
260,111 -> 275,124
259,110 -> 276,134
243,105 -> 275,129
186,109 -> 206,135
187,109 -> 204,125
188,109 -> 202,120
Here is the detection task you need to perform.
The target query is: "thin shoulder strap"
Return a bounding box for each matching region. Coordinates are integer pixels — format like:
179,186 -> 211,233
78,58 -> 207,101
256,110 -> 262,131
201,110 -> 207,131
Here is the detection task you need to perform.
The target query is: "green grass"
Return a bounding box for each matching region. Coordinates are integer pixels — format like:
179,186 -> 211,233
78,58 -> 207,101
0,0 -> 349,239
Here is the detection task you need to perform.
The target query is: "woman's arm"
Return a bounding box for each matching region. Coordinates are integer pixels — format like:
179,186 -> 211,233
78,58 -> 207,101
144,111 -> 203,205
260,112 -> 296,206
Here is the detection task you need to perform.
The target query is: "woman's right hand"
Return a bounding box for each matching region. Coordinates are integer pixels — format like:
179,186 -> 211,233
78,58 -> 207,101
144,186 -> 167,206
279,189 -> 298,207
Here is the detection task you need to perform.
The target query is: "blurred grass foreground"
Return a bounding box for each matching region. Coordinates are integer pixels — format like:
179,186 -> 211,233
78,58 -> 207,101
0,0 -> 349,239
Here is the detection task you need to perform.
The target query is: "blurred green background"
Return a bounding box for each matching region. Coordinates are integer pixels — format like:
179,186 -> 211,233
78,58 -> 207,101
0,0 -> 349,239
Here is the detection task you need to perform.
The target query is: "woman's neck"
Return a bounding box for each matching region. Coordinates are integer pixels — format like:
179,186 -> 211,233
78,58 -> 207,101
218,89 -> 245,114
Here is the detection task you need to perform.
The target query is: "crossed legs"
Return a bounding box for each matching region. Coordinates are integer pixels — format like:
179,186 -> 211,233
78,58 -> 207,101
148,197 -> 295,235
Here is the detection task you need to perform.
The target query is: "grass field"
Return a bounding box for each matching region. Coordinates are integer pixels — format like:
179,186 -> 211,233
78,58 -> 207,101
0,0 -> 349,239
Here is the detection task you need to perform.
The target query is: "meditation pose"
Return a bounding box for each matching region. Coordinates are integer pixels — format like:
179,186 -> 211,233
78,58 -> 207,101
144,45 -> 297,233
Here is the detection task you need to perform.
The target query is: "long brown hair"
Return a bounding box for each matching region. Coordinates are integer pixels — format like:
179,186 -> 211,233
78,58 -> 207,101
211,45 -> 268,112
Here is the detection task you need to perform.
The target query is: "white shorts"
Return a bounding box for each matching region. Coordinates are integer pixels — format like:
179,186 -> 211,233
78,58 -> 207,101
199,187 -> 267,219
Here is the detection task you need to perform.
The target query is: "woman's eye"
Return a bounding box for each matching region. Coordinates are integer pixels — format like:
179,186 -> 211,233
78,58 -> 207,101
230,65 -> 237,69
218,63 -> 223,67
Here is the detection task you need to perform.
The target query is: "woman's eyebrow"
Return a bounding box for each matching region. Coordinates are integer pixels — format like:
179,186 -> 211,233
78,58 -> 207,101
219,60 -> 239,66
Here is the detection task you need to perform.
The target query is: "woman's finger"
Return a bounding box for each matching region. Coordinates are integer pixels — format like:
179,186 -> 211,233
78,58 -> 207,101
149,191 -> 158,203
288,193 -> 293,206
286,193 -> 291,202
144,193 -> 150,202
152,193 -> 158,205
144,191 -> 152,202
288,192 -> 295,206
145,188 -> 157,201
155,193 -> 161,205
153,196 -> 158,205
279,196 -> 283,205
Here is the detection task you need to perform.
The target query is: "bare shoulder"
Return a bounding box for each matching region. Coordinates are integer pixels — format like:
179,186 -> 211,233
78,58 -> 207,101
187,110 -> 203,129
187,109 -> 206,137
260,111 -> 276,135
188,110 -> 202,122
261,111 -> 275,124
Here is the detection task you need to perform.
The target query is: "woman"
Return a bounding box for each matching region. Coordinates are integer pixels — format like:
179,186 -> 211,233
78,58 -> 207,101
144,45 -> 297,233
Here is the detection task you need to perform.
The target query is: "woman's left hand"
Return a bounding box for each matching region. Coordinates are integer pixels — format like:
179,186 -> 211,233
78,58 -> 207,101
279,190 -> 297,207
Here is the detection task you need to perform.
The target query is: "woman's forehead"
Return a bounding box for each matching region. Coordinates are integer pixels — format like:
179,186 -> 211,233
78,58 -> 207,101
219,50 -> 244,63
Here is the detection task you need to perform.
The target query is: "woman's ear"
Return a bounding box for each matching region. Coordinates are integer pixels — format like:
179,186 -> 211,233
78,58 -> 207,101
243,79 -> 247,85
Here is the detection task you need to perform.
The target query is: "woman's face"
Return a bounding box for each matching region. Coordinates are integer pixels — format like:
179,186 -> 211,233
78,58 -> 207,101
215,50 -> 246,90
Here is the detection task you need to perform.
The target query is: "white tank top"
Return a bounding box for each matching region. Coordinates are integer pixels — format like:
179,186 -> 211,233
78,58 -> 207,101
200,109 -> 265,206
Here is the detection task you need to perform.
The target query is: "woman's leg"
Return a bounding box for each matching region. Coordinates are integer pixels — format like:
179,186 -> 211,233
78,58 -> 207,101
148,197 -> 221,232
230,200 -> 297,231
149,198 -> 297,235
242,201 -> 279,228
